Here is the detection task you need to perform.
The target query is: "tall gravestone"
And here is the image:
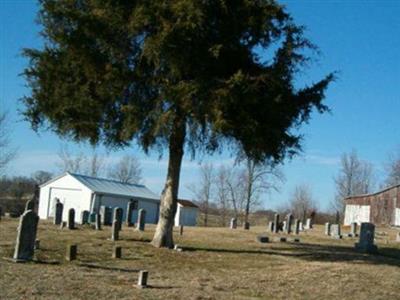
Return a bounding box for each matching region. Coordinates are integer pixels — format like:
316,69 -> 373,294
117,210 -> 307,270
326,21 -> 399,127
355,222 -> 378,253
95,213 -> 102,230
111,220 -> 119,241
230,218 -> 237,229
268,221 -> 274,233
282,221 -> 287,232
325,222 -> 331,236
137,209 -> 146,231
331,224 -> 342,239
350,222 -> 358,237
13,210 -> 39,262
126,200 -> 135,227
299,221 -> 304,231
54,200 -> 63,225
294,219 -> 300,235
243,221 -> 250,230
113,207 -> 123,231
100,206 -> 112,226
305,218 -> 312,230
286,214 -> 293,234
67,208 -> 75,230
273,214 -> 280,233
81,210 -> 90,225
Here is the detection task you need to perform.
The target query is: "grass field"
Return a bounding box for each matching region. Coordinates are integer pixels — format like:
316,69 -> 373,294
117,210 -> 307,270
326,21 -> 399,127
1,217 -> 399,300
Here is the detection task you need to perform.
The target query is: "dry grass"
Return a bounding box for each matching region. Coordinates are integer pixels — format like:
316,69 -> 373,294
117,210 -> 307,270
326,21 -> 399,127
1,217 -> 399,300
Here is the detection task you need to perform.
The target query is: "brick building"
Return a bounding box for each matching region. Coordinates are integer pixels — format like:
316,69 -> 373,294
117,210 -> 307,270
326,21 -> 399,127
344,184 -> 400,226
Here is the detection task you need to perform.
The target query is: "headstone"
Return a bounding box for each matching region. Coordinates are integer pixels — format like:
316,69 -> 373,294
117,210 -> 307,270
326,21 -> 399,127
350,222 -> 358,237
256,234 -> 269,243
282,221 -> 287,232
310,211 -> 316,227
54,200 -> 63,225
299,221 -> 304,231
100,206 -> 112,226
273,214 -> 280,233
137,209 -> 146,231
60,221 -> 66,229
335,210 -> 340,224
67,208 -> 75,230
66,244 -> 77,261
89,212 -> 96,223
268,221 -> 274,232
292,238 -> 300,243
305,218 -> 312,230
179,225 -> 184,236
137,270 -> 148,289
243,221 -> 250,230
331,224 -> 342,239
230,218 -> 237,229
126,200 -> 135,227
34,239 -> 40,250
111,220 -> 119,241
113,207 -> 123,231
95,213 -> 102,230
325,222 -> 331,236
13,210 -> 39,262
80,210 -> 90,225
286,214 -> 293,234
25,199 -> 35,211
112,246 -> 122,259
355,222 -> 378,253
294,219 -> 300,235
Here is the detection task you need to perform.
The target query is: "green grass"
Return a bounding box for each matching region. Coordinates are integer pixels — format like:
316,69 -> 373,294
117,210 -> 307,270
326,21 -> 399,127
1,217 -> 399,299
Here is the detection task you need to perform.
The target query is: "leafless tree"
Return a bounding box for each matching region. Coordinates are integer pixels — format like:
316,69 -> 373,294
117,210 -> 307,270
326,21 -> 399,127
31,170 -> 53,185
57,145 -> 86,173
225,166 -> 245,219
333,150 -> 375,215
384,146 -> 400,187
108,154 -> 142,184
85,150 -> 106,177
215,165 -> 232,226
187,162 -> 214,226
288,184 -> 317,223
0,111 -> 17,175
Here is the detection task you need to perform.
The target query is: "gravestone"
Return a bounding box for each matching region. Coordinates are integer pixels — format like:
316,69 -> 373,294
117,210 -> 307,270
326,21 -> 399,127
112,246 -> 122,259
325,222 -> 331,236
230,218 -> 237,229
25,199 -> 35,211
305,218 -> 312,230
256,234 -> 269,243
268,221 -> 274,232
350,222 -> 358,237
273,214 -> 280,233
331,224 -> 342,239
286,214 -> 293,234
299,222 -> 304,231
67,208 -> 75,230
54,200 -> 63,225
355,222 -> 378,253
294,219 -> 300,235
95,213 -> 102,230
89,212 -> 96,223
111,220 -> 119,241
66,244 -> 77,261
13,210 -> 39,262
113,207 -> 123,231
34,239 -> 40,250
282,221 -> 287,232
137,209 -> 146,231
137,270 -> 148,289
274,237 -> 287,242
243,221 -> 250,230
100,206 -> 112,226
60,221 -> 66,229
126,200 -> 135,227
80,210 -> 90,224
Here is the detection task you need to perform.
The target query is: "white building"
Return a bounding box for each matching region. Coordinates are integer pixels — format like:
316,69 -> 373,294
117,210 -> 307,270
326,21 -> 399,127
175,199 -> 199,226
38,172 -> 160,224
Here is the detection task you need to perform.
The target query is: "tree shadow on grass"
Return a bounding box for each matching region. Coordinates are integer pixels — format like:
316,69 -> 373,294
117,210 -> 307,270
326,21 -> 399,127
78,262 -> 141,273
182,243 -> 400,268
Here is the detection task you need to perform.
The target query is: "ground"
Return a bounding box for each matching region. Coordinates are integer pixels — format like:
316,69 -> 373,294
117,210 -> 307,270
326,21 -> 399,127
1,218 -> 399,300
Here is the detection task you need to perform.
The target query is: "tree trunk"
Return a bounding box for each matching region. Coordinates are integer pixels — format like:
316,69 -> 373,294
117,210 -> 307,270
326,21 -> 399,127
151,117 -> 185,248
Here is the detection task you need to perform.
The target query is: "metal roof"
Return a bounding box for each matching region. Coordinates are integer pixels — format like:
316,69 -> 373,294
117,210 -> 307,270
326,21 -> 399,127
69,172 -> 160,201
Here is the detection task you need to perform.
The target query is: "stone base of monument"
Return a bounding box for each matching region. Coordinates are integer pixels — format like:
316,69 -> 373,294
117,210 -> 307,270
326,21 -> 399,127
256,235 -> 269,243
355,243 -> 378,254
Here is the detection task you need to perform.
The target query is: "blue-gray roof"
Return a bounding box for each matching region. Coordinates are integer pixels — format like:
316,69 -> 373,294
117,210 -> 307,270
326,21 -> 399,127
69,172 -> 160,201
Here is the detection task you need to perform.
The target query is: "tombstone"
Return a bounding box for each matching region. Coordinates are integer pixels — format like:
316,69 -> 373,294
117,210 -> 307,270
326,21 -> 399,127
268,221 -> 274,233
100,206 -> 112,226
350,222 -> 358,237
256,234 -> 269,243
243,221 -> 250,230
137,270 -> 149,289
325,222 -> 331,236
137,209 -> 146,231
179,225 -> 184,236
113,207 -> 123,231
80,210 -> 90,225
292,238 -> 300,243
305,218 -> 312,230
299,221 -> 304,231
294,219 -> 300,235
13,210 -> 39,262
126,200 -> 135,227
95,213 -> 102,230
335,210 -> 340,224
355,222 -> 378,253
67,208 -> 75,230
111,220 -> 119,241
60,221 -> 66,229
25,199 -> 35,212
66,244 -> 77,261
89,212 -> 96,223
273,214 -> 280,233
331,224 -> 342,239
112,246 -> 122,259
310,210 -> 316,227
286,214 -> 293,234
34,239 -> 40,250
282,221 -> 287,232
54,200 -> 63,225
230,218 -> 237,229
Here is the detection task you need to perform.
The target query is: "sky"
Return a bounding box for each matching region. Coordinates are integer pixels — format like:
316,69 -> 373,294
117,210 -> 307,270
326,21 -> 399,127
1,0 -> 399,211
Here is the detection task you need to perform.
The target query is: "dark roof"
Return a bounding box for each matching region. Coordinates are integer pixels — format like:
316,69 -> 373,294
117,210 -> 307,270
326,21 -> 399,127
344,183 -> 400,200
177,199 -> 199,208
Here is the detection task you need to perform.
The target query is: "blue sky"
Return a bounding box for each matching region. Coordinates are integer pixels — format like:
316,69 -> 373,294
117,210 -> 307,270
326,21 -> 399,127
1,1 -> 399,211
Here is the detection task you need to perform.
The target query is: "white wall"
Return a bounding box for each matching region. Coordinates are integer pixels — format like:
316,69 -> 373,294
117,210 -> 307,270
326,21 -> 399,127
344,204 -> 370,225
175,205 -> 198,226
395,208 -> 400,226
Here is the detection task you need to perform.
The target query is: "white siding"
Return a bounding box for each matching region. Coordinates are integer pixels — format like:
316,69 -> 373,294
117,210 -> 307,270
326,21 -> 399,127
344,204 -> 370,225
175,205 -> 198,226
395,208 -> 400,226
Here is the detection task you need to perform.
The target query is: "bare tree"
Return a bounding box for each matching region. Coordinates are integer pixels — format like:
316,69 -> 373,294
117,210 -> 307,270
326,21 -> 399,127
187,163 -> 214,226
384,147 -> 400,187
288,184 -> 317,223
333,150 -> 375,214
215,165 -> 231,226
85,150 -> 106,177
108,155 -> 142,184
31,170 -> 53,185
225,166 -> 245,219
57,145 -> 86,173
0,111 -> 17,175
